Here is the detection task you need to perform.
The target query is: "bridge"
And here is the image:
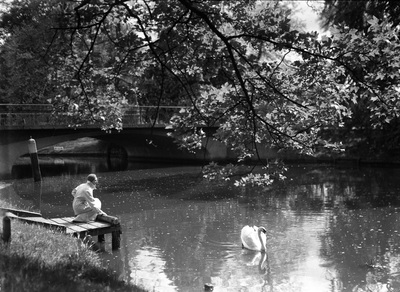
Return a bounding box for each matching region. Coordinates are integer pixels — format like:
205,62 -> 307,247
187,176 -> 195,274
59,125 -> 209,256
0,104 -> 233,178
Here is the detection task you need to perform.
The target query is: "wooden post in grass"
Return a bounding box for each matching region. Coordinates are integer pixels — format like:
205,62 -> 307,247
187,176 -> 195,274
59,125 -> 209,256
2,216 -> 11,243
28,137 -> 41,182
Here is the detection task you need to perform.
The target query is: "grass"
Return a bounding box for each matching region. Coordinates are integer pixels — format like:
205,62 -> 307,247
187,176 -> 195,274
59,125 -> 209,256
0,208 -> 148,292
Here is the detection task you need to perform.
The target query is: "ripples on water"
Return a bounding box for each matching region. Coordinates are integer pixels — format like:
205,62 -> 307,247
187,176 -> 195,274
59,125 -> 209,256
2,158 -> 400,291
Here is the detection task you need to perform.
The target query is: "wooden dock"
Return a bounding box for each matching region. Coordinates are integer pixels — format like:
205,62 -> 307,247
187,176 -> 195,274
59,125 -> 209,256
2,208 -> 121,250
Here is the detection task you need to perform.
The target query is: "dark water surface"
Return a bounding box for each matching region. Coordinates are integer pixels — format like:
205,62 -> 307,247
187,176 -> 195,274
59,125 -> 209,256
2,157 -> 400,291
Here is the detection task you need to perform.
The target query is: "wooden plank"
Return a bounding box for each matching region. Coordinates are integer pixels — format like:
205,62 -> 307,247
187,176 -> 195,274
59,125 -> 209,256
86,225 -> 121,236
7,214 -> 67,232
20,217 -> 66,232
63,224 -> 88,234
67,227 -> 87,234
50,218 -> 114,234
4,212 -> 18,219
86,221 -> 109,228
71,222 -> 96,231
55,217 -> 109,229
18,216 -> 60,225
1,207 -> 42,217
75,220 -> 109,229
50,217 -> 80,226
48,218 -> 90,233
48,217 -> 111,234
56,217 -> 75,222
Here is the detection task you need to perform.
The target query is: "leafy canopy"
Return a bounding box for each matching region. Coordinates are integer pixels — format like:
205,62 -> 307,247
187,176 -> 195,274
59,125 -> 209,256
2,0 -> 400,186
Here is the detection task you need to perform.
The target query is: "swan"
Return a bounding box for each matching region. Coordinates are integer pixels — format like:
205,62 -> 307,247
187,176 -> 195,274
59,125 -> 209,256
241,225 -> 267,252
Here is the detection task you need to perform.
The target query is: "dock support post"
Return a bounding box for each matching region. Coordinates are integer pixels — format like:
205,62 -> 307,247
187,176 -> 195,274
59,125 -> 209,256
28,137 -> 41,182
2,216 -> 11,243
111,229 -> 121,250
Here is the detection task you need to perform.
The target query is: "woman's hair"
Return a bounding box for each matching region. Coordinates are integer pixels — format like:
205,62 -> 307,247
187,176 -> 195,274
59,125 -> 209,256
87,174 -> 97,183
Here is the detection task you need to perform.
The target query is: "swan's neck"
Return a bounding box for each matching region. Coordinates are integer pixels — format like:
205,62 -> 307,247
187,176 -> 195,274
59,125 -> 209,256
257,229 -> 266,252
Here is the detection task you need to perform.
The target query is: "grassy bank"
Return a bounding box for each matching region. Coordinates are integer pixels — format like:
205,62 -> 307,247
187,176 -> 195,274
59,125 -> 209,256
0,208 -> 147,292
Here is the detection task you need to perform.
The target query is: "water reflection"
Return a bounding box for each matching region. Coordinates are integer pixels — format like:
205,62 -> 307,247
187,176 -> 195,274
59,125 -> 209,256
2,161 -> 400,291
11,156 -> 186,179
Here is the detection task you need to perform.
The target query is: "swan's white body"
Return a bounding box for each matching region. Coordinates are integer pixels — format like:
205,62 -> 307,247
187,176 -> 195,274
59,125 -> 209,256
241,225 -> 267,252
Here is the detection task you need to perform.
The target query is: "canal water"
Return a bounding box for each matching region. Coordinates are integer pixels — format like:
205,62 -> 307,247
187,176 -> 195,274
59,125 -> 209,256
2,157 -> 400,292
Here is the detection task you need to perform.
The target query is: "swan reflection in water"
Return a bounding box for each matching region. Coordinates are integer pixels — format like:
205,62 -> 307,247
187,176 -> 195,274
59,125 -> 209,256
239,245 -> 271,292
241,250 -> 269,275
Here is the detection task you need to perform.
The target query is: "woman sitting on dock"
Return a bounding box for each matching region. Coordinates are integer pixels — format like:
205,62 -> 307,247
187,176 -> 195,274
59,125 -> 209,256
72,174 -> 106,222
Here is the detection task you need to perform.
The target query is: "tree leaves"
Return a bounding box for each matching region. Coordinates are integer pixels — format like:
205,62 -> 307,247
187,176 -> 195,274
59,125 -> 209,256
3,0 -> 400,186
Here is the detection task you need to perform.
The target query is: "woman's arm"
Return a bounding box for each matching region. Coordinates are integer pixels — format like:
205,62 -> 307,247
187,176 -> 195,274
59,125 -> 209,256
82,190 -> 104,214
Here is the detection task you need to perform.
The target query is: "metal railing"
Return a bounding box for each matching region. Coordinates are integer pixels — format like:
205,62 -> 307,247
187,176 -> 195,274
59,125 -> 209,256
0,104 -> 185,129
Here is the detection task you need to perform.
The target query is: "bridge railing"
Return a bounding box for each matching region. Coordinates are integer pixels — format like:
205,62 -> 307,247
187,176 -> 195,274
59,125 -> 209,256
122,106 -> 182,127
0,104 -> 185,129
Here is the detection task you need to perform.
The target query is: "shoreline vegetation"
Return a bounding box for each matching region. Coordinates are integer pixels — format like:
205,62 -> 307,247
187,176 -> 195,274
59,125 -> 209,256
0,202 -> 148,292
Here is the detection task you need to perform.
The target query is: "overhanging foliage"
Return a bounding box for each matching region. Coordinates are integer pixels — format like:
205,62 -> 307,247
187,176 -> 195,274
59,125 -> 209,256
1,0 -> 400,185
